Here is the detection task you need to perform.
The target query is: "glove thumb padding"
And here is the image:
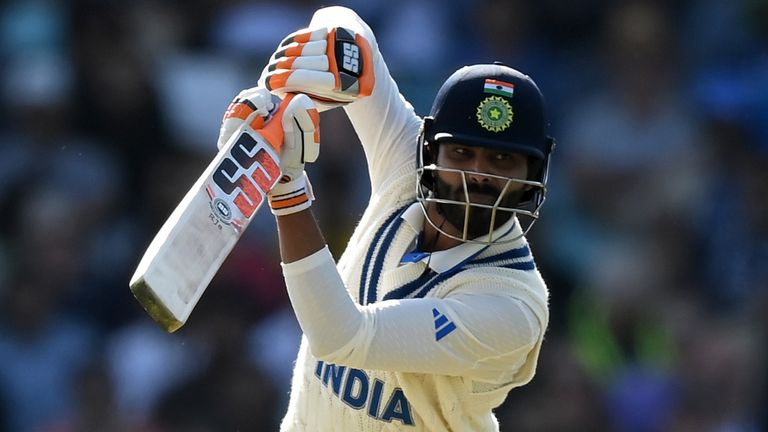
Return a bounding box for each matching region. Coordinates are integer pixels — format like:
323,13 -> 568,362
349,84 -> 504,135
283,94 -> 320,163
267,94 -> 320,216
278,94 -> 320,182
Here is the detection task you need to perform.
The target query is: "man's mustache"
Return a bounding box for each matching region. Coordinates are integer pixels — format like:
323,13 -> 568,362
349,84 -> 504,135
464,184 -> 501,198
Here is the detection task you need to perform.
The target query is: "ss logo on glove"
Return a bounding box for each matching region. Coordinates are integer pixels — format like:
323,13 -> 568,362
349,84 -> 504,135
341,42 -> 360,75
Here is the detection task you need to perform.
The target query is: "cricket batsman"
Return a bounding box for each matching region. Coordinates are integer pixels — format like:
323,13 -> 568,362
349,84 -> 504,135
217,6 -> 555,431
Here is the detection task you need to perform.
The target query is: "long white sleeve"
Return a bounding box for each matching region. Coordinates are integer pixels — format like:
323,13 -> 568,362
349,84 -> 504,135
282,247 -> 543,381
281,247 -> 363,358
308,6 -> 422,194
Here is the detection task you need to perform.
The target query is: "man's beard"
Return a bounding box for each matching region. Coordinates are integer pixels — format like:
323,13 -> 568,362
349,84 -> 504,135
433,176 -> 524,239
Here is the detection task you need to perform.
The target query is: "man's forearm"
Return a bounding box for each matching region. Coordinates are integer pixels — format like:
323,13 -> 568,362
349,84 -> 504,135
276,209 -> 327,263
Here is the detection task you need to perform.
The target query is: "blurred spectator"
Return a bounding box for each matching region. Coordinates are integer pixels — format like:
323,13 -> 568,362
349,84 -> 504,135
0,49 -> 142,329
0,248 -> 98,431
0,53 -> 74,228
495,337 -> 610,431
666,313 -> 763,431
308,109 -> 370,257
148,283 -> 281,431
153,53 -> 248,153
458,0 -> 575,122
0,0 -> 67,59
374,0 -> 453,112
207,0 -> 312,59
247,306 -> 303,411
105,320 -> 206,427
687,0 -> 768,316
542,0 -> 706,286
566,240 -> 680,432
692,113 -> 768,313
44,361 -> 131,432
757,291 -> 768,431
681,0 -> 756,68
530,2 -> 721,431
69,1 -> 171,205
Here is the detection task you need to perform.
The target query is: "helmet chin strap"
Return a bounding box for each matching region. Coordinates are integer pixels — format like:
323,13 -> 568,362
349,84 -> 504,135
431,216 -> 446,251
422,202 -> 452,252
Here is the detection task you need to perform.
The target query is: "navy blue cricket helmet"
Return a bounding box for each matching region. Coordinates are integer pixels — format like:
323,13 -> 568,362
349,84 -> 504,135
417,63 -> 556,242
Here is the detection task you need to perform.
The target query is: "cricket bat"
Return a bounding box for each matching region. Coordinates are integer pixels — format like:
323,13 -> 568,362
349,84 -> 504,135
129,118 -> 283,332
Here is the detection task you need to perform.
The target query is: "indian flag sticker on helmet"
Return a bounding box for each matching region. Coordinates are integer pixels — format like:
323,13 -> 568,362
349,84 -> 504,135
476,96 -> 513,132
483,79 -> 515,98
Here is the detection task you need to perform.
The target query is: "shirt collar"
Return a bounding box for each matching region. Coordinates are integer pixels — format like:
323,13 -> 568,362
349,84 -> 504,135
401,202 -> 521,273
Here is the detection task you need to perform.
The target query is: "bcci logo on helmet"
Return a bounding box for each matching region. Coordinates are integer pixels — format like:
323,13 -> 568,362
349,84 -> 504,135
476,96 -> 513,133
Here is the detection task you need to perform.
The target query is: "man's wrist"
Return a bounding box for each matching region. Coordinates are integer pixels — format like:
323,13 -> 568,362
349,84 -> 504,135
268,171 -> 315,216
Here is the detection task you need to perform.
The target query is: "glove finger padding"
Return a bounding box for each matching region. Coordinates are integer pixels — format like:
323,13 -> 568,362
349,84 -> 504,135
269,55 -> 329,73
261,26 -> 375,105
277,27 -> 328,48
217,87 -> 277,150
273,39 -> 329,59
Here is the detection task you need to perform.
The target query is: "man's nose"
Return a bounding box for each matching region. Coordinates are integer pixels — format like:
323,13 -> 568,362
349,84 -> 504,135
467,158 -> 494,183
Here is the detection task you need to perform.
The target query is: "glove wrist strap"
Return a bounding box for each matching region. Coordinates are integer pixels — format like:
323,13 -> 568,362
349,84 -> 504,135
268,171 -> 315,216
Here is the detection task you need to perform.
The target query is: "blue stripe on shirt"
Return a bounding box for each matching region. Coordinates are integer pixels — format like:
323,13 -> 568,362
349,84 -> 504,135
382,267 -> 436,301
387,247 -> 537,300
366,215 -> 406,304
359,204 -> 410,305
469,245 -> 531,265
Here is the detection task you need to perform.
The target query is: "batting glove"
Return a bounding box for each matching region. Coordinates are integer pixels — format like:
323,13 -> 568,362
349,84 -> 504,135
216,88 -> 320,216
259,25 -> 375,108
217,87 -> 279,151
267,93 -> 321,216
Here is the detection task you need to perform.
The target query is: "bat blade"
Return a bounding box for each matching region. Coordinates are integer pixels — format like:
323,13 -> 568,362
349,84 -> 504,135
130,125 -> 281,332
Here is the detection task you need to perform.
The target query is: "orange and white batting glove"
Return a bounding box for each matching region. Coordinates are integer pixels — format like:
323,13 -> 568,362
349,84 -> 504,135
216,88 -> 320,216
217,87 -> 278,151
267,94 -> 321,216
259,26 -> 375,109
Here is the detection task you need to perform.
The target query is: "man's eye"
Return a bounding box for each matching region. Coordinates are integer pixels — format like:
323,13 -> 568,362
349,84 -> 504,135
495,152 -> 513,160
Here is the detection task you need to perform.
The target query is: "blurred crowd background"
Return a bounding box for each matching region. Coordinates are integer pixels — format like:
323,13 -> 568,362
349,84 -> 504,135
0,0 -> 766,431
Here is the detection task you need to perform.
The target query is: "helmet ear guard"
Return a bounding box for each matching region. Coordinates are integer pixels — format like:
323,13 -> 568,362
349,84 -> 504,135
519,135 -> 555,206
418,116 -> 438,189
